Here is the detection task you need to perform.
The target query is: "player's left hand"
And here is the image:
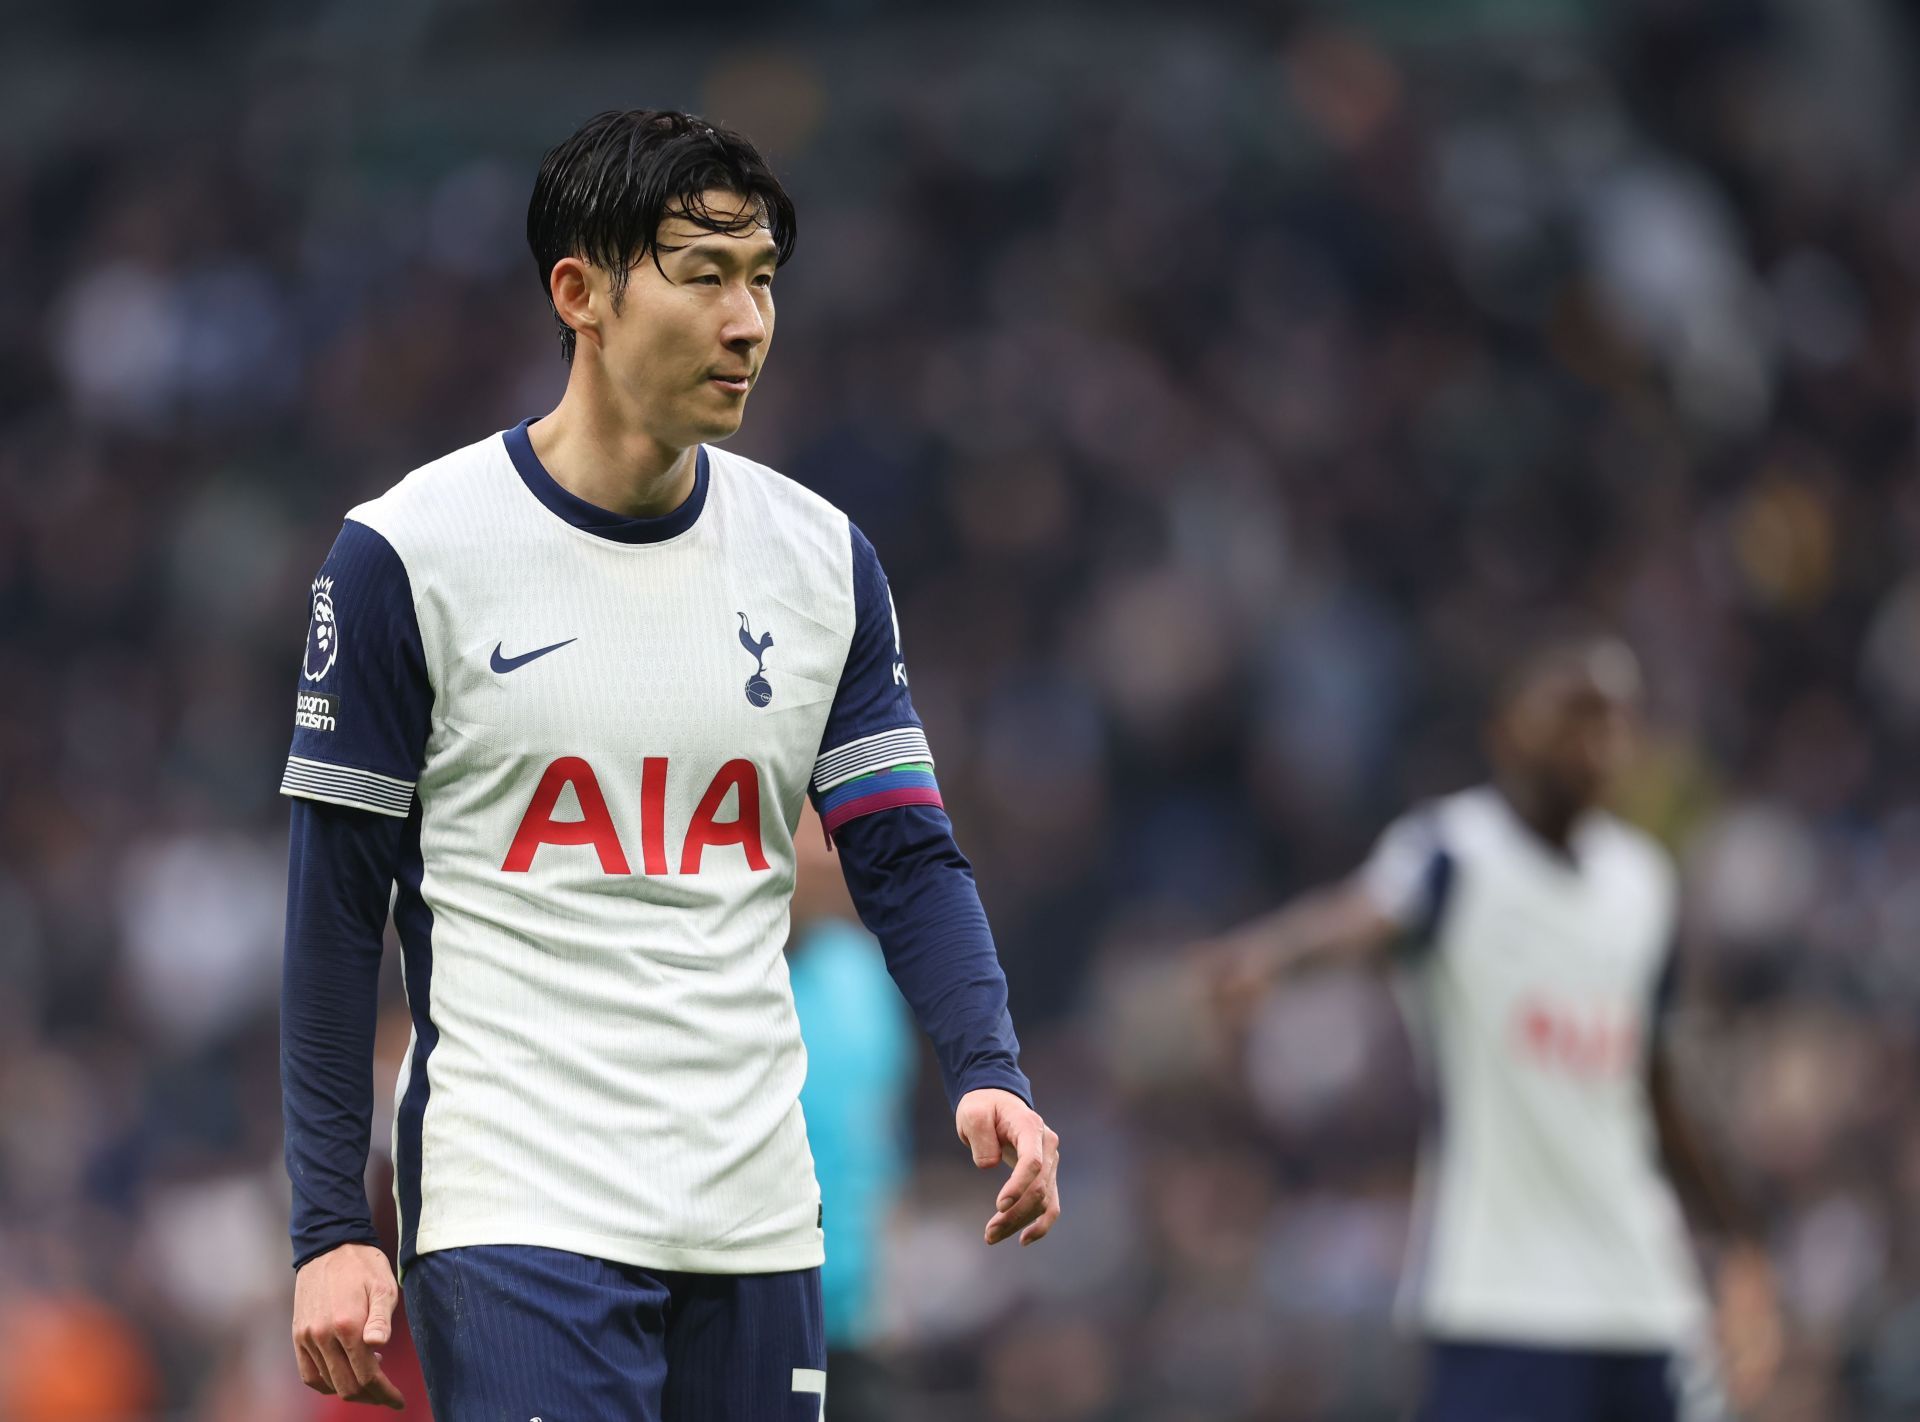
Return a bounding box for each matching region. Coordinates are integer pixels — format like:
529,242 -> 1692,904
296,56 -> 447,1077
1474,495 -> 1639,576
955,1088 -> 1061,1247
1715,1240 -> 1783,1411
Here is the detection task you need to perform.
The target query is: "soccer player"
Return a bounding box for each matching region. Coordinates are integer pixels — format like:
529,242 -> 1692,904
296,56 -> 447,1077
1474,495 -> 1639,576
279,109 -> 1060,1420
1208,637 -> 1780,1422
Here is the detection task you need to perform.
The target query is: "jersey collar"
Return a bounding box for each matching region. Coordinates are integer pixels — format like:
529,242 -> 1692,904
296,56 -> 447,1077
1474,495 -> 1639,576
504,417 -> 709,544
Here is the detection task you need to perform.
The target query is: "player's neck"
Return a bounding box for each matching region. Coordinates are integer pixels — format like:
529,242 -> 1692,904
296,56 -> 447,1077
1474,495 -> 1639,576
1495,777 -> 1581,855
529,383 -> 700,520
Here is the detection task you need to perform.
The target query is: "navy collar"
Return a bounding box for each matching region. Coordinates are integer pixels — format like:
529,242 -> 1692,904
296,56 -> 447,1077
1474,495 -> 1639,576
504,417 -> 709,544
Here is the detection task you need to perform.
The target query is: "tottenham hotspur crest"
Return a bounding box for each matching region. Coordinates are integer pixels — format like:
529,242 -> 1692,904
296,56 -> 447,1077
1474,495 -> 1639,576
737,612 -> 773,706
303,576 -> 338,683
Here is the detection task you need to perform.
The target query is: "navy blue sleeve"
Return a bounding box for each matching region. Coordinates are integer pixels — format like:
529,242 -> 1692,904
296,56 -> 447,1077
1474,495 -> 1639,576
280,519 -> 431,816
831,806 -> 1031,1112
1400,849 -> 1456,960
283,797 -> 406,1268
810,524 -> 940,827
280,518 -> 431,1268
818,523 -> 919,748
807,523 -> 1027,1109
1651,934 -> 1682,1045
1358,809 -> 1454,962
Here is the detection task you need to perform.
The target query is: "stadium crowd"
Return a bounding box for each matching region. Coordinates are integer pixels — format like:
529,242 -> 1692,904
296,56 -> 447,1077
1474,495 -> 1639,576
3,1 -> 1919,1417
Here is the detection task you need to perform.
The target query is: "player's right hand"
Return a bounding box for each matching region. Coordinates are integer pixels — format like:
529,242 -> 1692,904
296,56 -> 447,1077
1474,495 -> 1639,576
1197,932 -> 1277,1033
292,1241 -> 407,1409
956,1088 -> 1062,1247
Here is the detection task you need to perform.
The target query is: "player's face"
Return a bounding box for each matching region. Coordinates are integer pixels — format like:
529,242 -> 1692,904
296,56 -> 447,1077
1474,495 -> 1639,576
1497,643 -> 1642,812
599,190 -> 778,446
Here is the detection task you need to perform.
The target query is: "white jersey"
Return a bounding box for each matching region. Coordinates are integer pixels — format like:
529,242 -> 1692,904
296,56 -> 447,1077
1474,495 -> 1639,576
280,420 -> 940,1275
1360,786 -> 1706,1349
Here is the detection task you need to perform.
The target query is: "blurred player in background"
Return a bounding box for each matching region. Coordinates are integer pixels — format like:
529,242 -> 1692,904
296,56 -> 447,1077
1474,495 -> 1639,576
1209,636 -> 1782,1422
787,801 -> 916,1422
279,109 -> 1059,1420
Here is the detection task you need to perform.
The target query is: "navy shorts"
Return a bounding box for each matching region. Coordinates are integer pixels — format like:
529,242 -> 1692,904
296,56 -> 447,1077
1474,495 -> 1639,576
1418,1338 -> 1723,1422
403,1245 -> 827,1422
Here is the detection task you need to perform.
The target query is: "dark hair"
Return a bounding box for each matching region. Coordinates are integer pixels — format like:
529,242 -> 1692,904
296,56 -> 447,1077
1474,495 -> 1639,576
1493,624 -> 1641,715
527,109 -> 798,363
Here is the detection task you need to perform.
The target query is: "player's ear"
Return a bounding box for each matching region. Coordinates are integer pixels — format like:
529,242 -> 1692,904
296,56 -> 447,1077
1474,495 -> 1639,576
549,256 -> 598,350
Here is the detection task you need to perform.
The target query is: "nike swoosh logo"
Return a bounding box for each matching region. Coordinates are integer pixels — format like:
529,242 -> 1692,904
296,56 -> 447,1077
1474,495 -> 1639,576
490,638 -> 577,674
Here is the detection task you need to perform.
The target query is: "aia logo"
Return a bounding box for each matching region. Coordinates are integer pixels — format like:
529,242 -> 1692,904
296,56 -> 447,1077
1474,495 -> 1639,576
502,756 -> 768,875
1511,994 -> 1641,1079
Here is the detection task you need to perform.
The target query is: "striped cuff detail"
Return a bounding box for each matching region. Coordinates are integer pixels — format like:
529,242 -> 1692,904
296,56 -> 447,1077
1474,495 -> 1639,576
818,765 -> 944,835
280,756 -> 415,819
812,726 -> 934,793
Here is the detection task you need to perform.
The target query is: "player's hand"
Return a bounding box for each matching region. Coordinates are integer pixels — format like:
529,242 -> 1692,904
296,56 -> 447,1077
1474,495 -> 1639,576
955,1087 -> 1061,1247
1714,1240 -> 1783,1412
292,1241 -> 407,1409
1197,931 -> 1276,1034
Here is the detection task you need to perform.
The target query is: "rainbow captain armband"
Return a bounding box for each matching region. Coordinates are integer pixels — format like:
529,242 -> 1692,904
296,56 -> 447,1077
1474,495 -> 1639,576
810,726 -> 941,836
817,763 -> 943,835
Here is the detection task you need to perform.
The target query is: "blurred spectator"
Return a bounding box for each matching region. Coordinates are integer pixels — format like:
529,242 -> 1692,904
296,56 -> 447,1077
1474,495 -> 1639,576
0,1292 -> 156,1422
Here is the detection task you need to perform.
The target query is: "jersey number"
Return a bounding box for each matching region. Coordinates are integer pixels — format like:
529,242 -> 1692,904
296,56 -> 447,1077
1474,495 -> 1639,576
792,1367 -> 826,1422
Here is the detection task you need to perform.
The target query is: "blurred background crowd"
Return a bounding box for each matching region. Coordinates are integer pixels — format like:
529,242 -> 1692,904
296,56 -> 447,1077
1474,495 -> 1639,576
3,0 -> 1919,1417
